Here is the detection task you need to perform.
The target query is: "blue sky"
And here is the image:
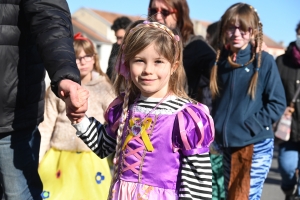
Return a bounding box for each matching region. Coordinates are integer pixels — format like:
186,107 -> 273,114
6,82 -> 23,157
67,0 -> 300,47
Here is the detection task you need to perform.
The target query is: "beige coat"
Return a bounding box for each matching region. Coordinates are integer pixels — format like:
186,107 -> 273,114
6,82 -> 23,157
39,72 -> 116,161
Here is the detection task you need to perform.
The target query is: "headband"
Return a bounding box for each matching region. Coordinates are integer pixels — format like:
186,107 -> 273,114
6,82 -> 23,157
132,21 -> 180,42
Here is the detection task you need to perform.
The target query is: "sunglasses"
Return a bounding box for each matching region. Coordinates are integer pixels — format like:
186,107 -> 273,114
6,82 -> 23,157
148,7 -> 177,17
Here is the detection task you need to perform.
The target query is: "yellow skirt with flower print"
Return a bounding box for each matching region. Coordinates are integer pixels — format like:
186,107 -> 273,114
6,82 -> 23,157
38,148 -> 111,199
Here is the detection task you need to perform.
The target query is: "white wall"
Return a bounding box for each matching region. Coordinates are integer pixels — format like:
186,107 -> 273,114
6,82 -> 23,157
97,43 -> 113,73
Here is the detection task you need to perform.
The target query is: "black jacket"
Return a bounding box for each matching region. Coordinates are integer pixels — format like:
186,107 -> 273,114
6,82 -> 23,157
106,42 -> 120,81
0,0 -> 80,133
277,42 -> 300,142
183,35 -> 216,107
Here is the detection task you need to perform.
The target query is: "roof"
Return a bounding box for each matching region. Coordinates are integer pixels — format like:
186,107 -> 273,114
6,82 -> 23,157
72,18 -> 111,44
91,9 -> 146,25
263,35 -> 284,49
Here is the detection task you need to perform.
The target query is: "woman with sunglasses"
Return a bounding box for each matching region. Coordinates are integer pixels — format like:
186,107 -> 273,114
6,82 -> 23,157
148,0 -> 216,102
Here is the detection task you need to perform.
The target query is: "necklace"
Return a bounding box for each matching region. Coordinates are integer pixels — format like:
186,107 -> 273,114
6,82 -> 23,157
130,92 -> 170,136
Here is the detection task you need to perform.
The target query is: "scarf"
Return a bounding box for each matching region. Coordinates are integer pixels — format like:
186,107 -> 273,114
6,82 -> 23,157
292,45 -> 300,67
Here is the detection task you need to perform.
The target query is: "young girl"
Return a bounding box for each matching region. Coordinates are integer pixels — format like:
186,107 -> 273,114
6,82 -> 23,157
38,33 -> 115,199
72,21 -> 214,200
209,3 -> 286,200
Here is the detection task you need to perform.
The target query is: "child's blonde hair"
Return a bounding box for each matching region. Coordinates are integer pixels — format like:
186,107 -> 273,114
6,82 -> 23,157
108,20 -> 190,199
210,3 -> 263,99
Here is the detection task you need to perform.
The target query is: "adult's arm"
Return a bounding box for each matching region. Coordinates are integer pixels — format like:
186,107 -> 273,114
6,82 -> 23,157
22,0 -> 81,96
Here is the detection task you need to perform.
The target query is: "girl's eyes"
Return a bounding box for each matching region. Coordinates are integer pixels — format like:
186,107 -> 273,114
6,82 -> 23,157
134,59 -> 144,63
155,60 -> 164,64
133,59 -> 164,64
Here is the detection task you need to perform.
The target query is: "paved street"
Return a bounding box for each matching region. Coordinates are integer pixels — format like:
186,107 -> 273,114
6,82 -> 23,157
261,143 -> 285,200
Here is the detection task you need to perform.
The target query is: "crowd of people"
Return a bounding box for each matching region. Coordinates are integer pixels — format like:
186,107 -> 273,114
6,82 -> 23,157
0,0 -> 299,200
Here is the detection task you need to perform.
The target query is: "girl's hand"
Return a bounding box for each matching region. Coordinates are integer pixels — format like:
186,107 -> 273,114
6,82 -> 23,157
66,88 -> 89,124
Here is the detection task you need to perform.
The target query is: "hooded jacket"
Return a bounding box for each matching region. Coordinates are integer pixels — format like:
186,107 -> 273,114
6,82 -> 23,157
0,0 -> 80,133
212,44 -> 286,147
276,42 -> 300,142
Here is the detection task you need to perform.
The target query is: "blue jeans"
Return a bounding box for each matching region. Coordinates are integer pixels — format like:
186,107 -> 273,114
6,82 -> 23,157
278,141 -> 300,195
0,126 -> 42,200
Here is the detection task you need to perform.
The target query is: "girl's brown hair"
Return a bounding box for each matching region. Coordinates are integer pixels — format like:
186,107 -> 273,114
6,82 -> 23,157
148,0 -> 194,44
108,20 -> 191,199
210,3 -> 263,99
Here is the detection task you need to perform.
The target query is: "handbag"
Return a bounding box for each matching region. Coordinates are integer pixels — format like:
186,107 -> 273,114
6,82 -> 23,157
275,85 -> 300,141
38,148 -> 112,199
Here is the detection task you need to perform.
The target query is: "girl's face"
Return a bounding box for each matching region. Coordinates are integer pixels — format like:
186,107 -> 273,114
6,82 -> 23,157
150,0 -> 177,29
225,20 -> 252,53
76,49 -> 95,84
130,43 -> 175,98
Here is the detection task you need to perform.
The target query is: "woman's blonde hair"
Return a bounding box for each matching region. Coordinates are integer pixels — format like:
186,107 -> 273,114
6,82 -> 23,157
210,3 -> 263,99
108,20 -> 190,199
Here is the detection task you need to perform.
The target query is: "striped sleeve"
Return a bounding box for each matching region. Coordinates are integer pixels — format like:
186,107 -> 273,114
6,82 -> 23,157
74,117 -> 116,158
179,153 -> 212,200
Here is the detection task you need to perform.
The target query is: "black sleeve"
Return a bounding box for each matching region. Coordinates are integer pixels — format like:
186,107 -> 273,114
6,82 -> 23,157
74,117 -> 117,158
106,43 -> 120,80
22,0 -> 81,96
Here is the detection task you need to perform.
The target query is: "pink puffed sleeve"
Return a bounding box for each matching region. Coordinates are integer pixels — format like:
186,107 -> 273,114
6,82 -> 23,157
104,95 -> 124,138
173,103 -> 215,156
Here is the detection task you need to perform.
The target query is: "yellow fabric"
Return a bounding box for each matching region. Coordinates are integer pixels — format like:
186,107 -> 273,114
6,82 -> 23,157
122,117 -> 154,151
38,148 -> 111,199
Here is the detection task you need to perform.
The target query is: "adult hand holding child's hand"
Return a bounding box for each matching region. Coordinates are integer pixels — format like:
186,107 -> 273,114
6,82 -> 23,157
58,79 -> 89,123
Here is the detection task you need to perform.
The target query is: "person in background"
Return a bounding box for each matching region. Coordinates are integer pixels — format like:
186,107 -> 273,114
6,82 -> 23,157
276,21 -> 300,200
206,21 -> 220,51
209,3 -> 286,200
106,16 -> 132,80
148,0 -> 216,103
205,20 -> 226,200
38,33 -> 115,199
0,1 -> 88,199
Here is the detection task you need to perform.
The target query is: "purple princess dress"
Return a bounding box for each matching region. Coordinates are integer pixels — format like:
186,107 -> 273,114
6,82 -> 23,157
103,95 -> 214,200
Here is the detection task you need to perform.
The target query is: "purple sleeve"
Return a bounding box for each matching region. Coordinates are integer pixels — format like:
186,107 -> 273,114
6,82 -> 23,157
173,103 -> 215,156
104,96 -> 124,139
